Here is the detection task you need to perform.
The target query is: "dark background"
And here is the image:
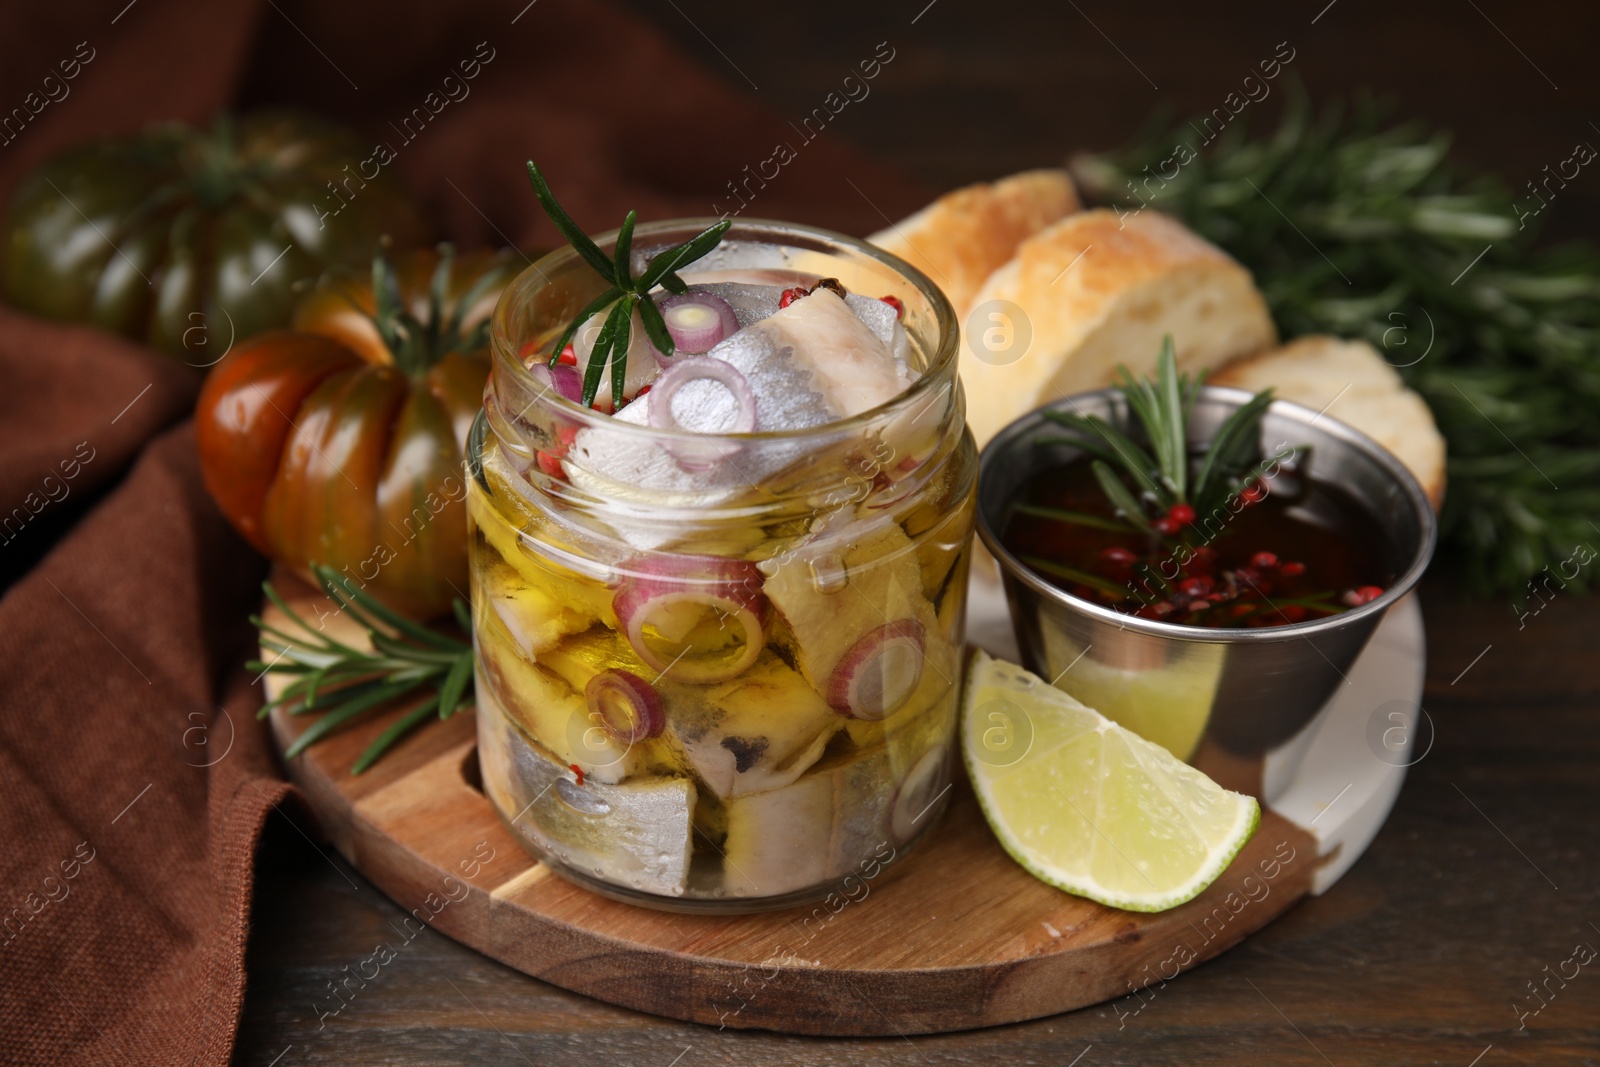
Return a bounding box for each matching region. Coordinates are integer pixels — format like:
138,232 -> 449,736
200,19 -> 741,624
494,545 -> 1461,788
4,1 -> 1595,237
612,0 -> 1600,235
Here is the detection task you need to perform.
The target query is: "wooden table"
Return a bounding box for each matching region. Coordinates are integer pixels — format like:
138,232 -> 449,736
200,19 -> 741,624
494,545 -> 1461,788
234,2 -> 1600,1062
234,577 -> 1600,1065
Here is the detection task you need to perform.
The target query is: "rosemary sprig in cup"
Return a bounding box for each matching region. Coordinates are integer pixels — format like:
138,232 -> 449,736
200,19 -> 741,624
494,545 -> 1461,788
1039,336 -> 1280,539
525,162 -> 731,409
1021,340 -> 1353,622
249,565 -> 474,775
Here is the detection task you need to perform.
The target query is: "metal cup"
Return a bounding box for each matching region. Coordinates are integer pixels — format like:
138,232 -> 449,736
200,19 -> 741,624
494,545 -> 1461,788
975,386 -> 1437,800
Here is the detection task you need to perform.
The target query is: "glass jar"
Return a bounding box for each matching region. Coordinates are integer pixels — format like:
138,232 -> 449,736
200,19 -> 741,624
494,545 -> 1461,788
467,219 -> 975,911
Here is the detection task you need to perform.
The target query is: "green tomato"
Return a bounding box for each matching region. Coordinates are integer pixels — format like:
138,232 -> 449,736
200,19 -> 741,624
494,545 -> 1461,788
2,110 -> 426,362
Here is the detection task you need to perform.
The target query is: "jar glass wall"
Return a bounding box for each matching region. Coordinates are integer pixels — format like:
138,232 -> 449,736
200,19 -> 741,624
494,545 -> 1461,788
468,219 -> 976,911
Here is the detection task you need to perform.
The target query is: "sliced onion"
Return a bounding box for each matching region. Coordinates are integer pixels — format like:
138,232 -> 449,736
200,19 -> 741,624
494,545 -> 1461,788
656,291 -> 738,353
826,619 -> 926,720
647,356 -> 757,471
528,361 -> 584,404
890,744 -> 949,844
613,555 -> 767,684
648,357 -> 756,434
585,669 -> 665,744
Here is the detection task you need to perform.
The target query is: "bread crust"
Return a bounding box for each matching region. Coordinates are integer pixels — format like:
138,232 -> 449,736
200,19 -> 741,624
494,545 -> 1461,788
871,177 -> 1442,510
958,208 -> 1277,447
868,169 -> 1080,317
1211,336 -> 1447,508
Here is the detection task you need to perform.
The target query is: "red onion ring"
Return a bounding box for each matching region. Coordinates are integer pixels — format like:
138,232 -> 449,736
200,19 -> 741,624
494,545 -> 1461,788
613,554 -> 768,684
647,356 -> 757,471
648,357 -> 756,434
826,619 -> 926,720
528,361 -> 584,404
656,291 -> 738,353
584,669 -> 666,744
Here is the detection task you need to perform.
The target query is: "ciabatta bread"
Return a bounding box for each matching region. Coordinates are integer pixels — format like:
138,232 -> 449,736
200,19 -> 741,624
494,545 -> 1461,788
959,209 -> 1277,448
1210,336 -> 1446,508
868,169 -> 1080,317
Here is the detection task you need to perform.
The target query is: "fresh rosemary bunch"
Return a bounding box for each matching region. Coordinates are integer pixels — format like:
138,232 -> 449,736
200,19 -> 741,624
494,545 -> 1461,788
250,565 -> 474,775
526,162 -> 731,408
1072,87 -> 1600,599
1042,337 -> 1277,535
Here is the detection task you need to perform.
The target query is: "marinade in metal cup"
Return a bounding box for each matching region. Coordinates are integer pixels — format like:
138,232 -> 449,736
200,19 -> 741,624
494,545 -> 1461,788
468,219 -> 976,911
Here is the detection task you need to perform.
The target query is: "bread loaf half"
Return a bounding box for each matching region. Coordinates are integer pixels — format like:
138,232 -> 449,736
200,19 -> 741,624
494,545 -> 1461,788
1210,336 -> 1446,508
957,209 -> 1277,448
868,169 -> 1080,318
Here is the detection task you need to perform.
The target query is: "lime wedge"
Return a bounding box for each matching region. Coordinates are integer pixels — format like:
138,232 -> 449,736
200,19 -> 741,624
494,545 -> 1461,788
962,650 -> 1259,912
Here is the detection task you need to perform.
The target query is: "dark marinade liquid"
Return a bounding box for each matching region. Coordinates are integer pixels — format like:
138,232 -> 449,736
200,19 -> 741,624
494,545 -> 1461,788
1000,456 -> 1396,629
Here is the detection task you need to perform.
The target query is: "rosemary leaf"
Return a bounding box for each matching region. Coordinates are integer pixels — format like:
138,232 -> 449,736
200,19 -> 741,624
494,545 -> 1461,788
610,294 -> 634,411
1092,460 -> 1151,530
1011,502 -> 1137,533
1085,415 -> 1164,502
367,630 -> 465,665
351,697 -> 441,775
637,221 -> 733,291
547,286 -> 622,368
437,653 -> 473,721
315,566 -> 462,651
613,210 -> 637,288
257,588 -> 360,656
1019,555 -> 1132,599
255,641 -> 344,673
637,293 -> 674,356
525,162 -> 616,282
582,300 -> 623,408
1035,418 -> 1126,468
1193,389 -> 1275,511
283,678 -> 420,759
276,676 -> 390,716
1156,339 -> 1187,501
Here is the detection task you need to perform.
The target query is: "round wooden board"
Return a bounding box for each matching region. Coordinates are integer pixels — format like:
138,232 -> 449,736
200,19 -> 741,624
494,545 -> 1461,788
263,570 -> 1324,1036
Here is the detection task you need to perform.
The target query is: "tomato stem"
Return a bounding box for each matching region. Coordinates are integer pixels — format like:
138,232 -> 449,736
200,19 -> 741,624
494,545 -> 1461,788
364,245 -> 514,378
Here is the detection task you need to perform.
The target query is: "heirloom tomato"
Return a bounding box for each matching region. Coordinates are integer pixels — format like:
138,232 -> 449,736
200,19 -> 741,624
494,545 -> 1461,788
195,248 -> 513,618
3,111 -> 425,359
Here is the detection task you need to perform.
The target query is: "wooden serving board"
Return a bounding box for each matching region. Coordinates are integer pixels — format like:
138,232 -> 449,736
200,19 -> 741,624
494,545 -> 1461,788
263,571 -> 1383,1037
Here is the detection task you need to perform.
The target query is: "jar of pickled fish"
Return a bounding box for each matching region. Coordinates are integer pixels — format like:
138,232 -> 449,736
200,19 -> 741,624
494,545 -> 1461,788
468,219 -> 975,911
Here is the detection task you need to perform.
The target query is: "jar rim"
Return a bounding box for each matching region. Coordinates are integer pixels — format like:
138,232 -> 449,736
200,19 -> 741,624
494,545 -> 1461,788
488,217 -> 960,444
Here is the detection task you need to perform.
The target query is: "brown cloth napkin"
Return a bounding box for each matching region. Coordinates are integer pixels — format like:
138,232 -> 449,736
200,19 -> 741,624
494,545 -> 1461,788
0,2 -> 930,1062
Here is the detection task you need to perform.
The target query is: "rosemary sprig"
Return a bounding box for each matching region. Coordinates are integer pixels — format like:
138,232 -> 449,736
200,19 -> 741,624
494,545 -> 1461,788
1010,502 -> 1133,533
525,162 -> 732,408
1018,555 -> 1132,599
248,564 -> 474,775
1072,86 -> 1600,598
1042,337 -> 1276,532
